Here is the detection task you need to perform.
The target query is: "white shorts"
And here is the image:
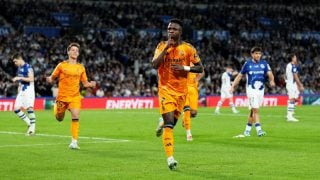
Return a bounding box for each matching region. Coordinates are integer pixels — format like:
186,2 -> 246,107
246,87 -> 264,109
286,85 -> 299,99
221,87 -> 233,98
14,88 -> 35,109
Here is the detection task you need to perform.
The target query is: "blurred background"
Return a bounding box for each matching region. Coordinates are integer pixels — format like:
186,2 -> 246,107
0,0 -> 319,99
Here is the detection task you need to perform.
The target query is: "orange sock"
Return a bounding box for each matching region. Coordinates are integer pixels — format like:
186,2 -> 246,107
162,127 -> 174,157
71,120 -> 79,140
183,111 -> 191,131
53,103 -> 57,116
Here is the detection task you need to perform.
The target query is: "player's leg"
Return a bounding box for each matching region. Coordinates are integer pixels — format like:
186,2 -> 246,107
155,116 -> 164,137
158,92 -> 185,170
24,93 -> 36,135
183,89 -> 192,141
228,97 -> 239,113
185,88 -> 198,141
162,111 -> 178,170
13,93 -> 30,126
287,88 -> 299,122
252,94 -> 266,136
54,100 -> 67,121
215,96 -> 225,114
243,109 -> 253,136
26,107 -> 36,135
183,105 -> 192,141
68,102 -> 81,149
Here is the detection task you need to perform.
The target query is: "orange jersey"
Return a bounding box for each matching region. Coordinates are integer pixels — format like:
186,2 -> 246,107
187,72 -> 199,88
51,61 -> 88,102
153,41 -> 201,96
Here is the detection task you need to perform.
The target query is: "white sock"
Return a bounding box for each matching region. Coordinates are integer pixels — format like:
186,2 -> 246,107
186,130 -> 192,136
27,110 -> 36,125
255,123 -> 262,133
245,123 -> 252,132
167,156 -> 174,162
216,101 -> 222,111
287,101 -> 295,116
14,110 -> 30,126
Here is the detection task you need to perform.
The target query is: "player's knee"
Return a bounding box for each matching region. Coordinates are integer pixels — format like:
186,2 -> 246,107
183,105 -> 190,112
163,119 -> 175,129
72,118 -> 79,122
55,114 -> 64,122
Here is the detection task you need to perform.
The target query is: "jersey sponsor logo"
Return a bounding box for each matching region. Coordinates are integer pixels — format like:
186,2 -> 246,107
164,58 -> 183,63
249,70 -> 264,75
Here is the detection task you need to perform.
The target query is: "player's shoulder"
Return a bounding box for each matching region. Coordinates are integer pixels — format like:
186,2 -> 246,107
77,62 -> 85,68
181,41 -> 196,49
156,41 -> 166,49
242,59 -> 252,66
260,59 -> 270,65
58,60 -> 68,65
24,63 -> 32,68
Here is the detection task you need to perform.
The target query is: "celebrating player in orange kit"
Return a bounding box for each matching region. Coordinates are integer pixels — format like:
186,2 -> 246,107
47,42 -> 96,149
152,18 -> 203,170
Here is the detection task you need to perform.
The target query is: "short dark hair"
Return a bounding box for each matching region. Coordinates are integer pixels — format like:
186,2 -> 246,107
12,53 -> 24,61
287,53 -> 296,62
169,18 -> 183,28
250,46 -> 262,53
67,42 -> 80,52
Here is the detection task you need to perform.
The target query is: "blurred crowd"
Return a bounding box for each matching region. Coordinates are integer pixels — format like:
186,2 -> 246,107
0,0 -> 319,98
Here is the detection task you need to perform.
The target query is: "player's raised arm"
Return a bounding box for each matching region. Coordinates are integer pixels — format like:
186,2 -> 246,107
152,36 -> 173,69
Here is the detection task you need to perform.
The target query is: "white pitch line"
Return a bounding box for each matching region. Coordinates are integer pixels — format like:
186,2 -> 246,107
101,110 -> 316,118
0,131 -> 130,142
0,141 -> 128,148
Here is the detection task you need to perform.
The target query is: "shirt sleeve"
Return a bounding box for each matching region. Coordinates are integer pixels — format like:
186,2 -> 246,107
240,62 -> 248,74
189,46 -> 201,64
152,42 -> 165,60
292,65 -> 297,73
267,63 -> 272,71
80,65 -> 88,83
51,63 -> 61,79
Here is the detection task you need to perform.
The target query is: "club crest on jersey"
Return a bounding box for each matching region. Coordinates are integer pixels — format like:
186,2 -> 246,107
260,64 -> 265,68
179,51 -> 184,56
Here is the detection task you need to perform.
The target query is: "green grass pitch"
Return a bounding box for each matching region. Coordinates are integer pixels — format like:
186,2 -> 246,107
0,106 -> 319,179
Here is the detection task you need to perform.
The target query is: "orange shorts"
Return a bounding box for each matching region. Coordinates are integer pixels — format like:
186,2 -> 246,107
55,100 -> 81,114
185,86 -> 198,110
158,90 -> 186,118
